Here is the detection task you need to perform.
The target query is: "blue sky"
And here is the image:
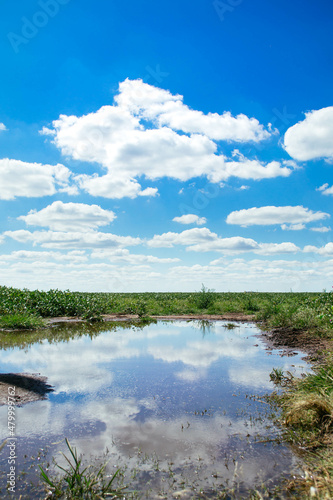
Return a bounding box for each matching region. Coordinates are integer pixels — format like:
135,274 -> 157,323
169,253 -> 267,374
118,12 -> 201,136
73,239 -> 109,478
0,0 -> 332,292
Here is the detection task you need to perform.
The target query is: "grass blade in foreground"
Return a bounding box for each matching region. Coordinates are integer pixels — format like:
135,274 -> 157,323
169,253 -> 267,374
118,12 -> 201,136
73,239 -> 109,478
39,439 -> 125,499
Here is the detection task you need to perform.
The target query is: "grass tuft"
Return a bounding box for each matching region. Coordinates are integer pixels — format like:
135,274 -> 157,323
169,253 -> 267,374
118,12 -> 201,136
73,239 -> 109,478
40,438 -> 125,499
284,394 -> 333,430
0,313 -> 45,330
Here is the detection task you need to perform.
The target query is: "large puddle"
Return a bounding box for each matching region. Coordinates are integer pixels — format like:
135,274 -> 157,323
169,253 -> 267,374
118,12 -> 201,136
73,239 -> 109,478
0,320 -> 310,498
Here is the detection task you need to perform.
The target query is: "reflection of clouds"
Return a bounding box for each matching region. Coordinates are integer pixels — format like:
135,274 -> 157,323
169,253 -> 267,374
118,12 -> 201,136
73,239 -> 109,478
229,359 -> 309,390
22,326 -> 167,390
279,358 -> 309,376
62,399 -> 293,491
0,399 -> 59,440
175,368 -> 207,382
0,333 -> 141,393
148,337 -> 257,368
0,322 -> 307,398
0,320 -> 309,493
0,322 -> 307,405
1,388 -> 269,466
70,397 -> 269,463
0,322 -> 259,395
4,388 -> 287,487
229,365 -> 274,390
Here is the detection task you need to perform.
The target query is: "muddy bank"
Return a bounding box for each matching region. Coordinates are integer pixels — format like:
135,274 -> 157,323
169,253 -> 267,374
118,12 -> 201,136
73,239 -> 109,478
47,312 -> 255,324
0,373 -> 54,406
258,324 -> 333,362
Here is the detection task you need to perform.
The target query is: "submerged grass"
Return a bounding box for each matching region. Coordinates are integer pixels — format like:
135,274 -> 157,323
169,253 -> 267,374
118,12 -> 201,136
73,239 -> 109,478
39,439 -> 125,499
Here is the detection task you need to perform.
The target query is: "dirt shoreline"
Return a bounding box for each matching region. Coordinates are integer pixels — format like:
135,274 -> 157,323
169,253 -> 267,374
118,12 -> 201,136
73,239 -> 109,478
259,325 -> 333,363
47,312 -> 255,323
0,373 -> 54,406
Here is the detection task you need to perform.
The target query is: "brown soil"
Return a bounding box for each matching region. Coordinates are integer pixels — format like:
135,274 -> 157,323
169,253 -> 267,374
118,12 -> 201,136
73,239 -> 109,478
258,325 -> 333,362
0,373 -> 54,406
47,312 -> 255,324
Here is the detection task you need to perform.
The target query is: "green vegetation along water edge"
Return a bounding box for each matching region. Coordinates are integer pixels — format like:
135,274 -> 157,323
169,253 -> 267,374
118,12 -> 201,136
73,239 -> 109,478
0,284 -> 333,330
1,285 -> 333,498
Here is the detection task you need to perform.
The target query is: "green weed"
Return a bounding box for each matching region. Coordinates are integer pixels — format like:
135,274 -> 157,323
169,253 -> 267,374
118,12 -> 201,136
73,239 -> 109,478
40,439 -> 125,499
0,313 -> 45,330
192,284 -> 216,310
1,286 -> 333,340
269,367 -> 285,384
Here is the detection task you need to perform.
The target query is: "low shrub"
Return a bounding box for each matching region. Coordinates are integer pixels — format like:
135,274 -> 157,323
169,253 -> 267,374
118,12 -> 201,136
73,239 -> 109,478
192,284 -> 216,310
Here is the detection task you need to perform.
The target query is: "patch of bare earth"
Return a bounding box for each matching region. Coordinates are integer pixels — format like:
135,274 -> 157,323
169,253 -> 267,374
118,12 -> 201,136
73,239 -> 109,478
259,326 -> 333,362
0,373 -> 54,406
47,313 -> 255,324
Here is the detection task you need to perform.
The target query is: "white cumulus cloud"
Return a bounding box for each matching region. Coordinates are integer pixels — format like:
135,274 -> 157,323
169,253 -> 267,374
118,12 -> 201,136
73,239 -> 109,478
226,205 -> 329,227
317,183 -> 333,196
40,80 -> 290,199
1,250 -> 88,263
91,248 -> 180,264
172,214 -> 207,225
147,228 -> 300,255
187,236 -> 260,254
255,242 -> 300,255
280,223 -> 306,231
115,79 -> 271,142
4,230 -> 141,250
147,227 -> 218,248
310,226 -> 331,233
18,201 -> 117,232
303,243 -> 333,256
75,173 -> 158,199
284,107 -> 333,161
0,159 -> 75,200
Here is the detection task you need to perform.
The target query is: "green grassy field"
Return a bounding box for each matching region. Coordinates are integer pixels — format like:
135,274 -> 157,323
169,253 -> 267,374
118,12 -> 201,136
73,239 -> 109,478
0,285 -> 333,337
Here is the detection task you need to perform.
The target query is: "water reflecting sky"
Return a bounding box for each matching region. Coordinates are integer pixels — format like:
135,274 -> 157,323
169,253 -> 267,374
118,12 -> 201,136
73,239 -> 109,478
0,321 -> 310,496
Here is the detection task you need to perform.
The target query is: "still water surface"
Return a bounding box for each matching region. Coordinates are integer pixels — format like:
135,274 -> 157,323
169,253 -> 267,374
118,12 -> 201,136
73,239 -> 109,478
0,320 -> 310,497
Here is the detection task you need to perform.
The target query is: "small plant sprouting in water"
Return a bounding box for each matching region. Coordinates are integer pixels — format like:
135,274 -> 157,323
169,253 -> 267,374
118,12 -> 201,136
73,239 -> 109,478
270,368 -> 294,386
39,438 -> 125,499
270,367 -> 285,384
